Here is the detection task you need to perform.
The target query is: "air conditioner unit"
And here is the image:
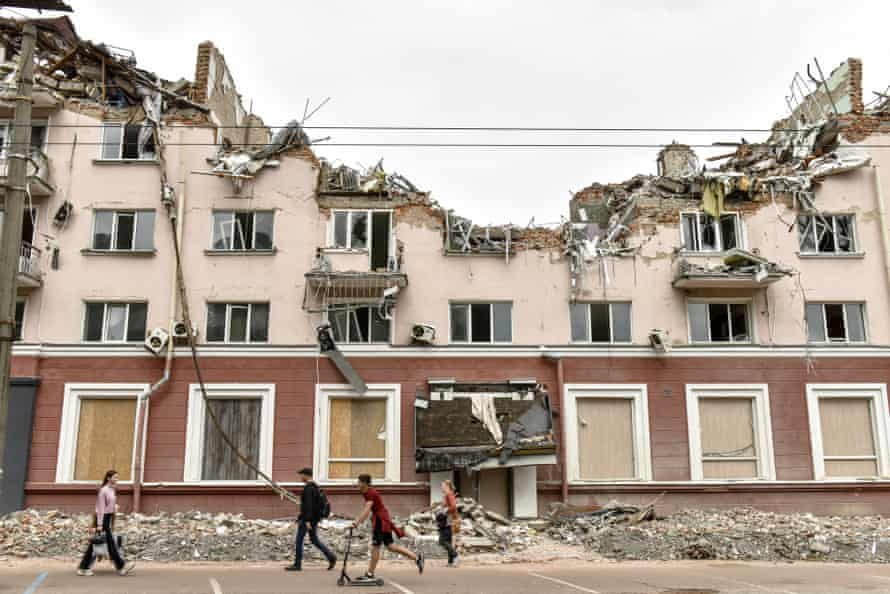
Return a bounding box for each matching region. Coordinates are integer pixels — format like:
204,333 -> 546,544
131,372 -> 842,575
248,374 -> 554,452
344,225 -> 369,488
648,329 -> 672,354
172,320 -> 198,340
144,327 -> 170,355
411,323 -> 436,344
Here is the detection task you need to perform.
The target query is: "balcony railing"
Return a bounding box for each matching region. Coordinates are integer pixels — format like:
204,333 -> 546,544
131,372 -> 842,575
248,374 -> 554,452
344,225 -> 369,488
17,241 -> 41,285
0,149 -> 53,196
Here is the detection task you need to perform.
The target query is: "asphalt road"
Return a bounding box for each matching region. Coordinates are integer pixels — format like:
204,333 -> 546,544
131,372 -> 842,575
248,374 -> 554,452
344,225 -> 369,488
3,559 -> 889,594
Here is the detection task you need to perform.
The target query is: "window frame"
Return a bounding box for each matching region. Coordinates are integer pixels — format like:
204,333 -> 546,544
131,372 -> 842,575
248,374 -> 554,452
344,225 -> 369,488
0,119 -> 49,156
797,214 -> 858,255
685,384 -> 776,481
55,382 -> 150,484
90,209 -> 156,252
563,384 -> 652,483
570,302 -> 632,344
806,384 -> 890,480
686,298 -> 754,344
327,209 -> 394,267
205,302 -> 270,344
313,383 -> 401,484
81,301 -> 148,343
325,304 -> 393,345
99,122 -> 156,161
209,210 -> 275,251
183,383 -> 276,484
449,301 -> 513,344
14,298 -> 25,341
805,302 -> 867,344
679,211 -> 743,253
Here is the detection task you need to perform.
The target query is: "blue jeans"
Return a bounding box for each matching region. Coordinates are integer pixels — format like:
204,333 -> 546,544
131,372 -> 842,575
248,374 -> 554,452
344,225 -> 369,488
295,520 -> 335,566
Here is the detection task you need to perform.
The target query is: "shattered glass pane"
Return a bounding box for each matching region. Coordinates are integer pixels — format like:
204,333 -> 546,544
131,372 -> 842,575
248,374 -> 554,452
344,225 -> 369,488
699,215 -> 718,251
589,303 -> 610,342
330,309 -> 349,343
611,303 -> 632,343
450,304 -> 468,342
234,212 -> 252,250
249,303 -> 269,342
206,304 -> 227,342
806,303 -> 826,343
688,303 -> 709,343
570,303 -> 588,342
492,302 -> 512,342
681,214 -> 699,251
720,214 -> 738,250
350,211 -> 368,250
708,304 -> 731,342
797,216 -> 816,253
471,303 -> 492,343
835,216 -> 855,253
845,303 -> 865,343
825,303 -> 846,342
730,303 -> 749,342
333,212 -> 348,248
122,124 -> 140,159
212,212 -> 233,250
254,212 -> 274,250
816,218 -> 836,253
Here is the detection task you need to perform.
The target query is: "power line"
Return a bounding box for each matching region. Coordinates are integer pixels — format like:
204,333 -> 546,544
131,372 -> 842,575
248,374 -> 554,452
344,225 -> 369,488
4,123 -> 805,132
7,141 -> 890,149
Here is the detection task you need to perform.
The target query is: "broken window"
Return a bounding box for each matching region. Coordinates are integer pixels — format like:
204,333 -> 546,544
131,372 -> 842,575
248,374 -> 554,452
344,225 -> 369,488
806,302 -> 866,344
688,302 -> 750,343
329,210 -> 392,269
211,211 -> 274,251
83,302 -> 147,343
330,210 -> 371,250
0,121 -> 48,156
570,302 -> 632,343
450,302 -> 512,343
818,397 -> 879,478
797,215 -> 856,254
201,398 -> 262,481
100,123 -> 155,160
73,397 -> 137,481
91,210 -> 156,251
328,305 -> 391,344
206,303 -> 269,343
14,300 -> 24,341
681,212 -> 740,252
328,397 -> 387,480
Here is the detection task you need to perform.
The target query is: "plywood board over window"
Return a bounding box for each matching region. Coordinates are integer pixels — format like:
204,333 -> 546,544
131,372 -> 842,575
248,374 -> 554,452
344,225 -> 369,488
201,399 -> 262,481
328,398 -> 387,479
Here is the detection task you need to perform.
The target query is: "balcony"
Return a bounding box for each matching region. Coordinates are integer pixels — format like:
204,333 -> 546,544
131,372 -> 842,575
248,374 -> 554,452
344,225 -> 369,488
0,149 -> 54,197
673,249 -> 791,289
17,242 -> 42,288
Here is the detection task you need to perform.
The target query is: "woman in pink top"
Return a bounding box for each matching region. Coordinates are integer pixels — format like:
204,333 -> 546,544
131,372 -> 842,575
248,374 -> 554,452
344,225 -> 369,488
77,469 -> 135,576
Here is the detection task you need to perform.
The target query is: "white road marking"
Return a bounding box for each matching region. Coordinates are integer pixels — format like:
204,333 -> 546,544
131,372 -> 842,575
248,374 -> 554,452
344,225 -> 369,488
209,577 -> 223,594
23,572 -> 48,594
707,574 -> 800,594
870,575 -> 890,581
389,580 -> 414,594
529,572 -> 601,594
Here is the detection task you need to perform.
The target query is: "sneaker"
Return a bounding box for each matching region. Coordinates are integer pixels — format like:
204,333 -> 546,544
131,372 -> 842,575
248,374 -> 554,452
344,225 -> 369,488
284,564 -> 302,572
117,562 -> 135,576
416,551 -> 425,574
449,555 -> 460,568
76,569 -> 93,576
327,556 -> 337,571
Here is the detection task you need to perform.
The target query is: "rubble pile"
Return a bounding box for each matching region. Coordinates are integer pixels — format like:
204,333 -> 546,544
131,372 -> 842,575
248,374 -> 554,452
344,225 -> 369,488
550,505 -> 890,563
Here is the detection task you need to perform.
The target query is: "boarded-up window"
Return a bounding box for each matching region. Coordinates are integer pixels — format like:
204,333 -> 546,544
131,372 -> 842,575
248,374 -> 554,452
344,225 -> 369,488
73,398 -> 136,481
328,398 -> 386,480
699,398 -> 757,479
819,397 -> 878,477
201,398 -> 262,481
576,398 -> 634,480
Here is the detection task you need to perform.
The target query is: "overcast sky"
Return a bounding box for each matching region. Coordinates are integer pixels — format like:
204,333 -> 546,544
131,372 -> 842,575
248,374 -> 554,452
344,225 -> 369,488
16,1 -> 890,225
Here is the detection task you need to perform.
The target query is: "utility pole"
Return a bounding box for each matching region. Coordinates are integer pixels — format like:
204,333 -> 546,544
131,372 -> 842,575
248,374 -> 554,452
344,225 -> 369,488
0,21 -> 36,495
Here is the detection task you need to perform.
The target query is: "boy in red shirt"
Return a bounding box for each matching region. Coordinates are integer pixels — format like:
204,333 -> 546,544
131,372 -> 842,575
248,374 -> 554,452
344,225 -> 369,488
352,474 -> 424,580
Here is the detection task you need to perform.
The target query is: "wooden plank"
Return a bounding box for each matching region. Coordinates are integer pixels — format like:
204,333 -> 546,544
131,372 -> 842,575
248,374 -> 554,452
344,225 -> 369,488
478,468 -> 510,516
351,399 -> 386,458
329,399 -> 352,458
202,399 -> 261,480
74,399 -> 136,481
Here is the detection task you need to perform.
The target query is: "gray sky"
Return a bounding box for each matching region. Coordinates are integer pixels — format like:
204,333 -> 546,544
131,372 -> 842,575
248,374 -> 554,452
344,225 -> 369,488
22,0 -> 890,225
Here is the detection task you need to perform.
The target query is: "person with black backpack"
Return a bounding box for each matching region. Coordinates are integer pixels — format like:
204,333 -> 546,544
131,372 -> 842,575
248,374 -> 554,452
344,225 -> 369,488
285,467 -> 336,572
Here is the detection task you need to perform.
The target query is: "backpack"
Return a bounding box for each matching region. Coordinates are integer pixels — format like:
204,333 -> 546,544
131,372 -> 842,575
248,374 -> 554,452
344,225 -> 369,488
318,487 -> 331,519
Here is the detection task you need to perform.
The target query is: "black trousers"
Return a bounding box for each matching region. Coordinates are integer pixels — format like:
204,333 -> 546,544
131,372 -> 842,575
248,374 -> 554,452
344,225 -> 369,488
438,526 -> 457,563
79,513 -> 126,571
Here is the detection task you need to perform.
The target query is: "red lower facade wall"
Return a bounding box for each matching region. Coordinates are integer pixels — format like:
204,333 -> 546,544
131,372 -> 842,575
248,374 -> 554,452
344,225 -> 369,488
14,353 -> 890,517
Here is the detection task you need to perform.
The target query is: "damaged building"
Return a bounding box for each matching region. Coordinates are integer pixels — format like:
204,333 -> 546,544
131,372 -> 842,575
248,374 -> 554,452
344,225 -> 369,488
6,23 -> 890,520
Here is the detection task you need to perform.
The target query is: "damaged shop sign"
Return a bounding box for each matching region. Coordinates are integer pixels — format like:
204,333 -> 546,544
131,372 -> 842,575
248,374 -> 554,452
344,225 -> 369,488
673,248 -> 792,289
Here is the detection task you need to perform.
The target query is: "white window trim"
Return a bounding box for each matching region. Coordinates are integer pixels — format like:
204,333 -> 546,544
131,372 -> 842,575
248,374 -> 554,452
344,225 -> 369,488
805,383 -> 890,481
56,383 -> 150,484
313,383 -> 401,484
183,383 -> 276,484
807,302 -> 868,344
679,211 -> 744,253
563,384 -> 652,483
325,304 -> 393,345
570,302 -> 632,344
449,301 -> 514,344
686,298 -> 755,344
206,303 -> 270,344
327,209 -> 394,265
685,384 -> 775,481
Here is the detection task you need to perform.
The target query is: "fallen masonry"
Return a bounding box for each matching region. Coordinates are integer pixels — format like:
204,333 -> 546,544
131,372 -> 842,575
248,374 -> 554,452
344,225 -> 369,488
6,504 -> 890,563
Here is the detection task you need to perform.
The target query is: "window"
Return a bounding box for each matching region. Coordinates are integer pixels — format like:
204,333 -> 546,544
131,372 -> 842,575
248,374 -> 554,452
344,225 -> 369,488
14,300 -> 24,341
56,383 -> 148,482
91,210 -> 156,251
797,214 -> 856,254
314,384 -> 401,483
100,123 -> 155,160
685,385 -> 775,481
570,302 -> 631,343
564,384 -> 652,482
83,302 -> 147,343
206,303 -> 269,343
184,384 -> 275,482
806,303 -> 866,343
681,212 -> 741,252
329,210 -> 392,270
688,302 -> 751,343
211,211 -> 274,251
329,306 -> 391,344
0,121 -> 48,155
806,384 -> 890,480
450,302 -> 512,343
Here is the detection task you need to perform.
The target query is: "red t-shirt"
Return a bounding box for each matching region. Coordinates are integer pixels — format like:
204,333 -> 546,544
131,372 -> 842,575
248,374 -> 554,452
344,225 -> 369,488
444,492 -> 457,518
363,487 -> 393,533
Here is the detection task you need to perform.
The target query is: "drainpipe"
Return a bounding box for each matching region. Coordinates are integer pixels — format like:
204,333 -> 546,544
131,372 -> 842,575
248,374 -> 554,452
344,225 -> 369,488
874,166 -> 890,334
543,350 -> 569,503
132,176 -> 185,513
